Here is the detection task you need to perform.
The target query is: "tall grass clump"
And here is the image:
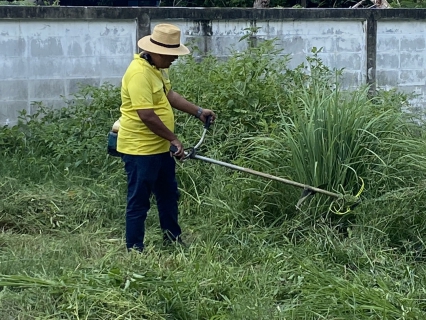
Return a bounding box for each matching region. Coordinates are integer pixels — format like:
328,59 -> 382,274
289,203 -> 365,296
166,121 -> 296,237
280,53 -> 405,212
227,48 -> 426,219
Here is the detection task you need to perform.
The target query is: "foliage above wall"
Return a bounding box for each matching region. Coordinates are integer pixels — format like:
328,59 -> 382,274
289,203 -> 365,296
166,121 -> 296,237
0,0 -> 36,5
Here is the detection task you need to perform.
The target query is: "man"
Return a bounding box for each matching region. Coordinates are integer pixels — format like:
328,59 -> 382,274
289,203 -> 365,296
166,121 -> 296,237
117,24 -> 216,252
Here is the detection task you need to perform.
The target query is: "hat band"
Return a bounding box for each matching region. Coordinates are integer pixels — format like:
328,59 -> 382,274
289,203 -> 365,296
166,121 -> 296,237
150,37 -> 180,49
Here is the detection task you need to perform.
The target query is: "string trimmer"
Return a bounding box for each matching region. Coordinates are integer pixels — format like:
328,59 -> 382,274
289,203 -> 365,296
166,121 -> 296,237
171,116 -> 362,214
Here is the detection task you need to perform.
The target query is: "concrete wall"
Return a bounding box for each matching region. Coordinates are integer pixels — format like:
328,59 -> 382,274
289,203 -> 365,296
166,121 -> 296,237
1,7 -> 426,126
163,19 -> 367,88
376,21 -> 426,108
0,19 -> 136,125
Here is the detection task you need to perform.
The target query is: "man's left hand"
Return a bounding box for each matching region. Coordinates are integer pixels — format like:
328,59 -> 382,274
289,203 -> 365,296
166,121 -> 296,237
199,108 -> 216,125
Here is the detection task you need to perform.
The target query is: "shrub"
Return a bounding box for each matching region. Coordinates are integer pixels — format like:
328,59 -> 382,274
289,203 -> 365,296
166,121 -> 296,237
0,83 -> 121,179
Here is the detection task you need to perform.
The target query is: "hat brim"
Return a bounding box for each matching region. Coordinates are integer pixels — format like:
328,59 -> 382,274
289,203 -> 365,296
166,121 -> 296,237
138,36 -> 190,56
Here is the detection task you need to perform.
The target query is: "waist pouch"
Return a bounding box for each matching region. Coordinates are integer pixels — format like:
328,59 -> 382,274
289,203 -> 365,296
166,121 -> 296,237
107,131 -> 122,157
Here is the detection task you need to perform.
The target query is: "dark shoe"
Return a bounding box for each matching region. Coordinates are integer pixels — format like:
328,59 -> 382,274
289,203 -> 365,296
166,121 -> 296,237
127,245 -> 144,253
162,234 -> 188,248
127,246 -> 144,253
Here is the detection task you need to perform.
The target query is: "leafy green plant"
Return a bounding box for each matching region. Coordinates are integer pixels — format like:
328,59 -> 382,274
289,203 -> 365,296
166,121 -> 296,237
1,83 -> 121,178
173,38 -> 290,131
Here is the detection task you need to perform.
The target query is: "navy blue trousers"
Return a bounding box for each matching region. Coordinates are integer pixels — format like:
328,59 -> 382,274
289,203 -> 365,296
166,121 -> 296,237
122,152 -> 181,251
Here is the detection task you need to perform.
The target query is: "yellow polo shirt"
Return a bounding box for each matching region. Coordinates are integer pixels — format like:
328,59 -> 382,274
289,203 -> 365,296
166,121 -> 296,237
117,54 -> 173,155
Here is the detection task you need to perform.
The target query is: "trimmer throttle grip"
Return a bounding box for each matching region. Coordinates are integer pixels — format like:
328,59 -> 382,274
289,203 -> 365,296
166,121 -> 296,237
204,115 -> 213,130
170,145 -> 183,160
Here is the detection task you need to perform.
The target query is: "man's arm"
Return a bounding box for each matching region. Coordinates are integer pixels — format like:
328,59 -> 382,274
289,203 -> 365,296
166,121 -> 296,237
167,90 -> 216,123
167,90 -> 199,115
136,109 -> 184,156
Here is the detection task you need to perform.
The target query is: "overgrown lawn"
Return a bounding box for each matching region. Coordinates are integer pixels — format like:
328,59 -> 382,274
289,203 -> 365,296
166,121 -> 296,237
1,40 -> 426,319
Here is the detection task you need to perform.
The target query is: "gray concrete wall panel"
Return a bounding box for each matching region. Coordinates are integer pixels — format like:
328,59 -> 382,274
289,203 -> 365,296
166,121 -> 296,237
0,80 -> 29,101
29,79 -> 66,100
376,21 -> 426,109
0,18 -> 136,125
1,57 -> 28,79
67,78 -> 101,95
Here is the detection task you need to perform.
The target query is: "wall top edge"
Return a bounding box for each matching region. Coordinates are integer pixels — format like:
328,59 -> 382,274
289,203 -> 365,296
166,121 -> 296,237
1,7 -> 426,21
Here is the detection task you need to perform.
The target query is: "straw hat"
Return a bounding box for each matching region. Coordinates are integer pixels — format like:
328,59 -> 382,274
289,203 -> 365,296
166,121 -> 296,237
138,24 -> 190,56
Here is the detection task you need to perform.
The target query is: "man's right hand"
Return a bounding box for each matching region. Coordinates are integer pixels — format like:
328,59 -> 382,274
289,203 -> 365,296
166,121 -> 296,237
170,139 -> 184,158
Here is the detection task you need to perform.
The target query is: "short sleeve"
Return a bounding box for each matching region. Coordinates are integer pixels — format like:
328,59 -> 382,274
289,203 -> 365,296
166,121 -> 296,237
126,72 -> 153,110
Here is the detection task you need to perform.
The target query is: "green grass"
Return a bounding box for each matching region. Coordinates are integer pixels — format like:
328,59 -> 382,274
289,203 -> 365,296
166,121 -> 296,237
3,191 -> 426,319
3,134 -> 426,319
